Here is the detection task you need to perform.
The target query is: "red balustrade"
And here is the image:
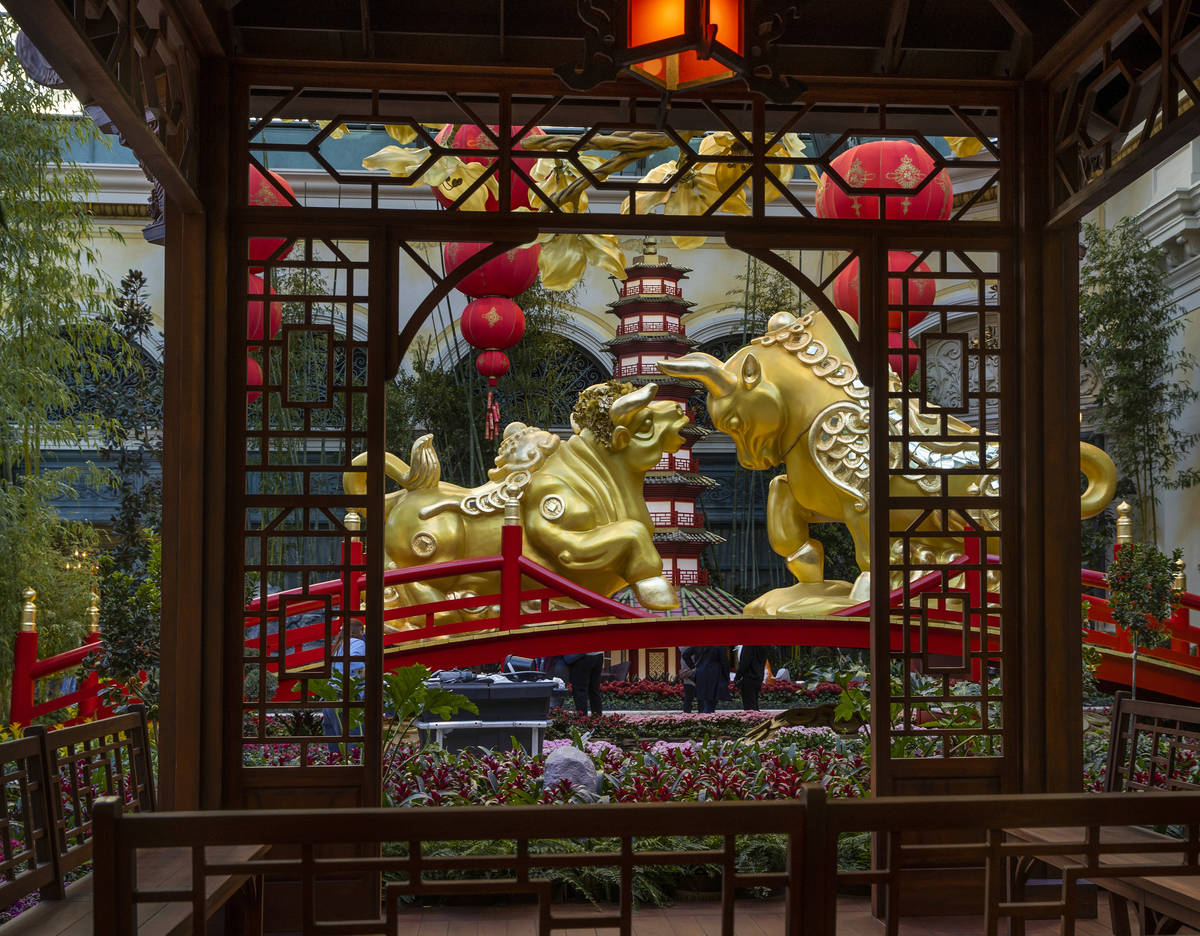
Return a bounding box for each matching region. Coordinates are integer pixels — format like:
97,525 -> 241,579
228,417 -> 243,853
621,282 -> 682,298
616,318 -> 685,336
670,569 -> 708,585
648,511 -> 706,527
651,452 -> 696,472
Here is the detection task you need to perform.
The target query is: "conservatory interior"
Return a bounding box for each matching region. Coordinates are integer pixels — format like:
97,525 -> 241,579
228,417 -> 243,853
6,0 -> 1200,933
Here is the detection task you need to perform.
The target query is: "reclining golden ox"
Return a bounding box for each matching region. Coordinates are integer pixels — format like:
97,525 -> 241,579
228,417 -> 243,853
344,381 -> 689,623
659,310 -> 1118,616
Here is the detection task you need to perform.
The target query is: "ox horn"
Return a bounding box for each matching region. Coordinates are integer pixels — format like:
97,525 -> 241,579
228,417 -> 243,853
609,382 -> 658,427
656,353 -> 738,398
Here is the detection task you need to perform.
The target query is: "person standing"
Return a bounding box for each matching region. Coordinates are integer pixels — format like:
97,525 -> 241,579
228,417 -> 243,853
678,647 -> 697,713
683,645 -> 730,714
735,645 -> 769,711
563,651 -> 604,715
322,620 -> 366,752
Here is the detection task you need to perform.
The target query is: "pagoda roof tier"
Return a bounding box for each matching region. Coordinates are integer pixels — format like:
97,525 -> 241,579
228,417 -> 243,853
644,471 -> 720,489
606,294 -> 696,313
604,333 -> 698,353
612,584 -> 744,618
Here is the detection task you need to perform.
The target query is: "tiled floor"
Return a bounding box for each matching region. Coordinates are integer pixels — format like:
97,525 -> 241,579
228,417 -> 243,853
392,894 -> 1132,934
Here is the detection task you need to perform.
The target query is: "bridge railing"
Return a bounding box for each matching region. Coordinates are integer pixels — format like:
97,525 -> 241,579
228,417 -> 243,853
244,507 -> 644,696
9,588 -> 108,727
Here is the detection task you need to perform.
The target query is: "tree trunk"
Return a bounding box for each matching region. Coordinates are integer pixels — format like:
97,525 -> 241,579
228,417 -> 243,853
1131,642 -> 1139,700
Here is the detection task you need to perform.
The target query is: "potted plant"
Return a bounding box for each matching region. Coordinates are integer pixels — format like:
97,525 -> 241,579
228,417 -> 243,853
1107,542 -> 1183,697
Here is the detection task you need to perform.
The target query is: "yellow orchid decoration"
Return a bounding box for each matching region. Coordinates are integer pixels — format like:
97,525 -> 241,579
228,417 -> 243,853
529,154 -> 606,211
384,123 -> 444,145
531,205 -> 626,291
361,146 -> 498,211
619,132 -> 809,248
945,136 -> 984,157
316,120 -> 348,140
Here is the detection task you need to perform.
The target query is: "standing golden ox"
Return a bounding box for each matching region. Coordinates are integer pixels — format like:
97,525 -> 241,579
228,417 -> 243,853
660,310 -> 1117,615
344,381 -> 689,623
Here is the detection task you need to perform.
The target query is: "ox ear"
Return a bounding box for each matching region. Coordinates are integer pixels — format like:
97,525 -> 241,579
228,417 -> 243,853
610,425 -> 632,452
741,352 -> 762,390
657,353 -> 737,398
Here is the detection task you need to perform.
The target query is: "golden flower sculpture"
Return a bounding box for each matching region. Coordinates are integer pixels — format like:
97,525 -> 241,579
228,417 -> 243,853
531,206 -> 627,291
361,146 -> 498,211
619,132 -> 808,248
528,154 -> 606,212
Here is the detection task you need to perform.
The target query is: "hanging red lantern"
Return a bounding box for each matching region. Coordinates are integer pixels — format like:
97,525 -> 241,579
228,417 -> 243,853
247,356 -> 263,405
248,165 -> 296,269
832,252 -> 935,331
888,332 -> 920,380
433,124 -> 546,212
247,273 -> 283,345
815,140 -> 952,221
460,298 -> 525,441
443,242 -> 540,299
460,297 -> 526,353
475,350 -> 511,380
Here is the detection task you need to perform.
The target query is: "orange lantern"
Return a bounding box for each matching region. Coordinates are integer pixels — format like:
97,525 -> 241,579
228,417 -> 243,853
627,0 -> 743,91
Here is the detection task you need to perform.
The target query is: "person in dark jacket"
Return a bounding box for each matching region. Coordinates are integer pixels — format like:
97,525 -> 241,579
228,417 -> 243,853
563,652 -> 604,715
735,645 -> 769,711
682,645 -> 730,714
678,646 -> 697,713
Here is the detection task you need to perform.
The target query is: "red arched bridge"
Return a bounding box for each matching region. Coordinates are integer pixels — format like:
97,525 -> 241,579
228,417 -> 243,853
13,520 -> 1200,724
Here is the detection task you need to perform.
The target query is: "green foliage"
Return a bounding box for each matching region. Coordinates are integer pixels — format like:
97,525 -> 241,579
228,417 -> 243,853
307,663 -> 478,803
93,537 -> 161,720
1107,542 -> 1181,648
1080,219 -> 1199,543
80,270 -> 162,571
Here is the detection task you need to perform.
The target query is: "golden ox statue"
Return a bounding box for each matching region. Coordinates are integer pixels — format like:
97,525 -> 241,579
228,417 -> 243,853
660,310 -> 1118,615
345,381 -> 689,622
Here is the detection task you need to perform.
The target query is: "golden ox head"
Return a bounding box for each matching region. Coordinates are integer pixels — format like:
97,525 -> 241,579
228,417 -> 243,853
571,381 -> 689,472
657,351 -> 787,470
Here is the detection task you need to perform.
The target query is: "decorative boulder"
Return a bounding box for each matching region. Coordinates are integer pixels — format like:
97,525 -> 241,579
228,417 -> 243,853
543,745 -> 599,795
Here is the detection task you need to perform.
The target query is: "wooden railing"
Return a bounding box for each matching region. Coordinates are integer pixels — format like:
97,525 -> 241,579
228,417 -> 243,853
93,787 -> 1200,935
652,451 -> 696,471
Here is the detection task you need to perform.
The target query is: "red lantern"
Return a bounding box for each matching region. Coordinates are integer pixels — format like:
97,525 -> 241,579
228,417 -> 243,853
443,242 -> 540,299
248,165 -> 296,269
460,297 -> 526,352
888,332 -> 920,380
247,273 -> 283,345
832,252 -> 935,331
627,0 -> 743,91
247,356 -> 263,405
816,140 -> 952,221
475,350 -> 511,381
433,124 -> 546,212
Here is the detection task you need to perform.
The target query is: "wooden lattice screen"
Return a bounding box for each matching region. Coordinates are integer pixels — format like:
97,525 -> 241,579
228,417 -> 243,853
229,71 -> 1029,806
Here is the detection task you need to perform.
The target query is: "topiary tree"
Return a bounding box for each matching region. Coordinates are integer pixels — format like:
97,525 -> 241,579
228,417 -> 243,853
1107,541 -> 1182,698
1080,218 -> 1199,544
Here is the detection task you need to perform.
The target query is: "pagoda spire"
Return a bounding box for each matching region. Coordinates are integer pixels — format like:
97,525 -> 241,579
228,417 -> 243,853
604,237 -> 743,679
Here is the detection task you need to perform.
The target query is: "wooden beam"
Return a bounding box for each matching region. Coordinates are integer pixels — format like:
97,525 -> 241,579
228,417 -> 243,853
1027,0 -> 1144,83
873,0 -> 910,75
4,0 -> 202,213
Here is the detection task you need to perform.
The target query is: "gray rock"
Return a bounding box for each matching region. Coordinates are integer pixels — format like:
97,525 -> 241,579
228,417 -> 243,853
543,745 -> 599,795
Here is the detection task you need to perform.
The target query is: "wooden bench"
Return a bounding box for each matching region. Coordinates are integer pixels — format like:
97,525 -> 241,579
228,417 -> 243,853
0,709 -> 266,934
1007,691 -> 1200,935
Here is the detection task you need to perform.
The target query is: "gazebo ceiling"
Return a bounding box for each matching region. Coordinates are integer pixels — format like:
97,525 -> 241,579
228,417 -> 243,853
222,0 -> 1098,79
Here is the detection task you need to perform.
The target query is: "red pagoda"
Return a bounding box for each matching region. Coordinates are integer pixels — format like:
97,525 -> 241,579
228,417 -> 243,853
606,238 -> 743,679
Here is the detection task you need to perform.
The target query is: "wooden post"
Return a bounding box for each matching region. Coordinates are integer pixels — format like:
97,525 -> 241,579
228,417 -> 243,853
78,590 -> 102,721
500,499 -> 522,628
10,588 -> 38,727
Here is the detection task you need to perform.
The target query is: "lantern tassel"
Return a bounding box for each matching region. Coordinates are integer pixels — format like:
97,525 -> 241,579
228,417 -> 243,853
484,389 -> 501,440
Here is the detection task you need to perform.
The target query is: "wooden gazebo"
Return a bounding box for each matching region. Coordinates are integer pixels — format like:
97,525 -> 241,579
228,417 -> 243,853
7,0 -> 1200,928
